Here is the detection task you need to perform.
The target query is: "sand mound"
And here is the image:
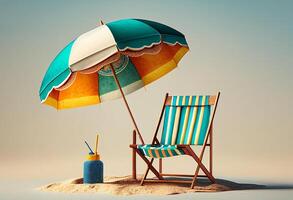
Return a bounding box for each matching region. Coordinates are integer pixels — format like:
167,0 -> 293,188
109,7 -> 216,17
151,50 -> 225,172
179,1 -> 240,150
39,175 -> 266,196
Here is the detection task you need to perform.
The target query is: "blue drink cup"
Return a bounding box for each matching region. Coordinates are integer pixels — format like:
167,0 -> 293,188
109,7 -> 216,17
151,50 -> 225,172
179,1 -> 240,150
83,153 -> 103,184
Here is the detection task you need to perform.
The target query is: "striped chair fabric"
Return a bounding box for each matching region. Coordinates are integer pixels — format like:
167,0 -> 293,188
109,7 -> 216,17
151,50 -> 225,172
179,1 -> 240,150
138,95 -> 211,158
138,144 -> 185,158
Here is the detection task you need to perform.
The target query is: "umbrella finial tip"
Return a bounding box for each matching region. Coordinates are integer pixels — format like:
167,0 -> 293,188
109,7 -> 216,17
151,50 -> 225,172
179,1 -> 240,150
100,20 -> 105,25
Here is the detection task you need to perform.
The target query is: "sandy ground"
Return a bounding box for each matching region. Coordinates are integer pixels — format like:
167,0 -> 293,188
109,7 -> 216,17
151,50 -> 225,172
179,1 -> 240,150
39,175 -> 267,196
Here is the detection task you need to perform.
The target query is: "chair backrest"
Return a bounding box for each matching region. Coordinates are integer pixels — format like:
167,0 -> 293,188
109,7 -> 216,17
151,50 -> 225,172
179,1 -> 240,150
161,95 -> 217,145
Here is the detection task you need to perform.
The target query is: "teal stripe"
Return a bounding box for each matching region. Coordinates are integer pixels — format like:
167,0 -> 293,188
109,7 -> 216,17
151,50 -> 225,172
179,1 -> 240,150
99,58 -> 141,96
191,96 -> 203,144
39,40 -> 75,101
176,106 -> 187,144
106,19 -> 161,50
191,96 -> 196,105
198,97 -> 211,145
135,19 -> 188,46
158,149 -> 164,158
163,35 -> 188,46
178,96 -> 183,105
172,96 -> 177,104
186,96 -> 190,105
40,69 -> 71,101
137,145 -> 186,158
170,149 -> 176,156
164,149 -> 170,157
151,149 -> 157,158
161,106 -> 170,144
165,107 -> 176,144
166,97 -> 177,144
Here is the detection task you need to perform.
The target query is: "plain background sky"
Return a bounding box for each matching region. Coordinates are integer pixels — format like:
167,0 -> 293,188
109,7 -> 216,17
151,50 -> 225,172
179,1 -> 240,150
0,0 -> 292,184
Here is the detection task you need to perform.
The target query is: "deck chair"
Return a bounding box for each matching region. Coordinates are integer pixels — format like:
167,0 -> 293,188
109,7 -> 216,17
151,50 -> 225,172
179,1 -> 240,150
130,92 -> 220,188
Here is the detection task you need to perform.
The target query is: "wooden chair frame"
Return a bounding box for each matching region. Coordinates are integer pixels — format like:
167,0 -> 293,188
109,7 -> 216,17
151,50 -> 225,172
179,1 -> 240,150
130,92 -> 220,188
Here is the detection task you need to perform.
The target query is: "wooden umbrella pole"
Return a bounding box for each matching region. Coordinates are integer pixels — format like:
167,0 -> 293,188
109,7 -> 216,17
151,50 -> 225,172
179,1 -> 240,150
110,65 -> 145,144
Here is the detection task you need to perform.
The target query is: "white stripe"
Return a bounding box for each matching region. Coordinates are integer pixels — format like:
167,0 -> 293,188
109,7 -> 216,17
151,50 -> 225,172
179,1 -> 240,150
142,148 -> 148,156
69,25 -> 118,71
119,40 -> 161,51
163,41 -> 189,47
119,38 -> 188,51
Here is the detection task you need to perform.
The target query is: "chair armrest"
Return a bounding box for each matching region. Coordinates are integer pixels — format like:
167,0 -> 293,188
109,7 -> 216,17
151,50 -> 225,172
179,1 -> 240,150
129,144 -> 138,148
177,144 -> 189,148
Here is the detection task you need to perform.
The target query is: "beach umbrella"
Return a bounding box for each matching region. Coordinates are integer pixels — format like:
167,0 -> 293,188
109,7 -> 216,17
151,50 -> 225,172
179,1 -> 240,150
39,19 -> 189,144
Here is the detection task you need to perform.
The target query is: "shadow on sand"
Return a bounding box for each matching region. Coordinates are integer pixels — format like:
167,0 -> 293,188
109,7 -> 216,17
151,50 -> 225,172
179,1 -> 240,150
40,175 -> 293,195
196,178 -> 293,191
73,175 -> 293,191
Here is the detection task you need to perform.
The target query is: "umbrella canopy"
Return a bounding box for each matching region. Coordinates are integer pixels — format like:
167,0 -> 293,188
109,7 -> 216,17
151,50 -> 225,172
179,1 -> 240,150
39,19 -> 189,110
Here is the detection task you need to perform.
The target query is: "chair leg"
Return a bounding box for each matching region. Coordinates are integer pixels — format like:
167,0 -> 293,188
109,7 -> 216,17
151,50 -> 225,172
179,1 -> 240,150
191,164 -> 201,188
209,124 -> 213,176
185,147 -> 215,188
159,158 -> 162,173
141,158 -> 154,185
191,150 -> 203,188
136,150 -> 163,182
